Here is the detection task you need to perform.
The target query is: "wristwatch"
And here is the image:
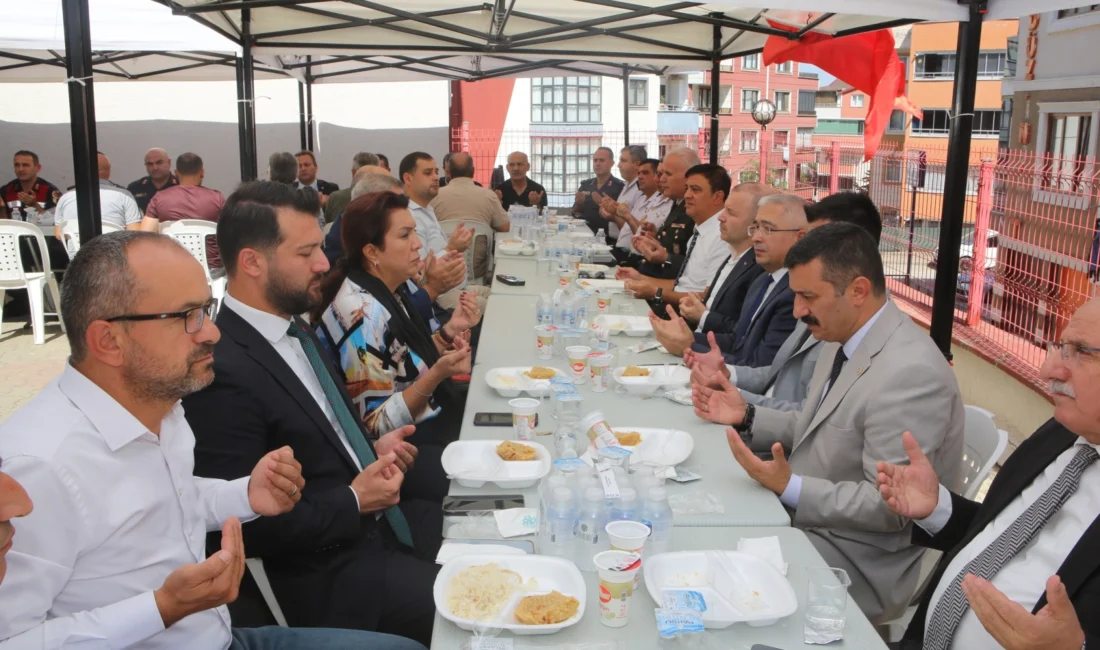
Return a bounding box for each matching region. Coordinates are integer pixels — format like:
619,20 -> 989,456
734,403 -> 756,443
655,288 -> 664,302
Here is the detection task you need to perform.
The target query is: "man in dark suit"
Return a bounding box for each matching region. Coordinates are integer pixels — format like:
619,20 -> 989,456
879,298 -> 1100,650
717,193 -> 806,368
296,150 -> 339,208
182,182 -> 441,647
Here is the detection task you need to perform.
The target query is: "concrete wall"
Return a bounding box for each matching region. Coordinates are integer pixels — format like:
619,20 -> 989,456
0,119 -> 448,196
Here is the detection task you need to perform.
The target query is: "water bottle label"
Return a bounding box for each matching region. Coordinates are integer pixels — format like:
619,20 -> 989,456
597,464 -> 620,499
572,520 -> 599,543
642,518 -> 653,532
661,589 -> 708,613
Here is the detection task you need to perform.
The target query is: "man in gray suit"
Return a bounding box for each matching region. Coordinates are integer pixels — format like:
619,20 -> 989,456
686,191 -> 886,413
693,222 -> 965,623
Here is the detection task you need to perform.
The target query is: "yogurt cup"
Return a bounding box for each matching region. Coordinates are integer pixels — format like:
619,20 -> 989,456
535,325 -> 556,360
509,397 -> 540,441
579,409 -> 619,450
594,551 -> 642,628
566,345 -> 592,384
559,269 -> 578,287
589,352 -> 613,392
605,520 -> 651,553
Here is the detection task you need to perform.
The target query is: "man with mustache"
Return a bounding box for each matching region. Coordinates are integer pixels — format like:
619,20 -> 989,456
0,232 -> 417,648
877,298 -> 1100,650
181,182 -> 442,647
693,222 -> 965,623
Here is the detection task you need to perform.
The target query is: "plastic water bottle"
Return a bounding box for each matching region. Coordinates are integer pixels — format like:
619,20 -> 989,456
596,228 -> 606,242
574,487 -> 609,572
536,294 -> 554,325
555,424 -> 579,458
561,300 -> 577,328
574,293 -> 588,324
610,487 -> 639,522
641,487 -> 674,555
543,487 -> 578,560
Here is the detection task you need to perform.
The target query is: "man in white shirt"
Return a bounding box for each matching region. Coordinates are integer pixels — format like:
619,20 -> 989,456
596,145 -> 646,239
0,231 -> 422,649
399,151 -> 489,311
53,152 -> 142,242
622,163 -> 732,306
878,299 -> 1100,650
693,222 -> 965,623
0,462 -> 32,586
609,158 -> 673,259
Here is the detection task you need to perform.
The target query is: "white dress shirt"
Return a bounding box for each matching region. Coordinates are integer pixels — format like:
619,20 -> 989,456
778,301 -> 888,509
0,364 -> 258,649
609,177 -> 640,238
698,245 -> 753,333
917,437 -> 1100,650
615,191 -> 674,252
408,199 -> 467,292
673,212 -> 728,293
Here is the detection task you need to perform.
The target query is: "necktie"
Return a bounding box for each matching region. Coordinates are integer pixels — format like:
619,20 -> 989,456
922,444 -> 1099,650
822,347 -> 848,400
675,230 -> 701,282
744,274 -> 774,323
703,255 -> 733,304
286,323 -> 415,548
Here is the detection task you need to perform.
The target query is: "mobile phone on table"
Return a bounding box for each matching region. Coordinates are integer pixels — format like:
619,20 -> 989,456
496,274 -> 526,286
474,412 -> 538,427
442,495 -> 526,516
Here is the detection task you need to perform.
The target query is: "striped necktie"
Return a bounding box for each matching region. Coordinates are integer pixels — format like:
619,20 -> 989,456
675,230 -> 701,283
286,323 -> 415,548
922,444 -> 1098,650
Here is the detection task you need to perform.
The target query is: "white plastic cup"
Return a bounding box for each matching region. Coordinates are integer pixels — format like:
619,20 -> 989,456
578,409 -> 619,450
594,550 -> 642,627
559,269 -> 578,288
605,520 -> 651,553
566,345 -> 592,384
590,352 -> 613,392
509,397 -> 540,441
596,289 -> 613,313
535,325 -> 555,360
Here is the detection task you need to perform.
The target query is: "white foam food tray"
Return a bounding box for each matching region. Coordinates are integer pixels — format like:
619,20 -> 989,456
592,314 -> 653,337
435,554 -> 586,635
611,365 -> 691,395
441,440 -> 551,489
609,427 -> 694,466
498,240 -> 538,256
485,366 -> 565,397
576,278 -> 625,292
643,551 -> 798,628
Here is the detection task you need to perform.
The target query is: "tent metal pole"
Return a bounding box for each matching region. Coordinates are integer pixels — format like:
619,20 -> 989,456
241,8 -> 258,181
622,66 -> 630,147
929,1 -> 985,360
235,58 -> 251,182
62,0 -> 102,245
305,56 -> 314,151
298,82 -> 308,151
708,21 -> 720,165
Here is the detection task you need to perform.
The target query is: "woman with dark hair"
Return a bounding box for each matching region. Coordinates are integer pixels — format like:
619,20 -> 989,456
312,192 -> 478,499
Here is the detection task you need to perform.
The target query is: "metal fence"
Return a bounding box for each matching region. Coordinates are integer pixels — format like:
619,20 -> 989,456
452,127 -> 1099,390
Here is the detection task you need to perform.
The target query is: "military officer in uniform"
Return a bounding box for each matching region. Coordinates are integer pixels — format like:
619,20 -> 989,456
616,147 -> 699,279
572,146 -> 624,240
127,147 -> 178,214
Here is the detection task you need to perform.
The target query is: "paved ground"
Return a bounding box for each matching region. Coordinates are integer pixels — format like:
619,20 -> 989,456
0,321 -> 69,423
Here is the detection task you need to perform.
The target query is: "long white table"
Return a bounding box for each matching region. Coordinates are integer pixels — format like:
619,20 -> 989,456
430,527 -> 888,650
455,294 -> 791,528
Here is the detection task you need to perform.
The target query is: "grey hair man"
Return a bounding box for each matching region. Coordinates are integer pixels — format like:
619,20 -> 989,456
268,152 -> 299,185
432,151 -> 510,282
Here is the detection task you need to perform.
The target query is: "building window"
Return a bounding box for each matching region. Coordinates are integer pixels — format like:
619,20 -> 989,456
774,91 -> 791,113
628,79 -> 648,108
1044,114 -> 1093,191
772,130 -> 789,149
915,53 -> 955,79
882,208 -> 901,227
884,159 -> 903,183
1059,5 -> 1099,17
977,52 -> 1007,78
775,61 -> 792,74
531,76 -> 602,123
530,136 -> 601,197
912,109 -> 1002,136
888,109 -> 907,133
697,86 -> 712,113
850,93 -> 865,108
796,127 -> 814,148
719,128 -> 733,156
798,89 -> 817,116
769,167 -> 788,189
741,88 -> 759,112
740,130 -> 759,153
999,98 -> 1013,149
742,53 -> 760,71
720,59 -> 734,71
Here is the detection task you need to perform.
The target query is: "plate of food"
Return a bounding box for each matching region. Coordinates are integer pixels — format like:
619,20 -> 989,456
592,314 -> 652,337
485,366 -> 565,397
643,551 -> 797,628
578,263 -> 611,274
436,555 -> 586,635
441,440 -> 551,488
498,239 -> 538,256
612,364 -> 691,394
608,427 -> 693,466
576,278 -> 625,292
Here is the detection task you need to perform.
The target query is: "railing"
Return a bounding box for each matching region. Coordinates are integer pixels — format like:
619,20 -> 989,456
451,127 -> 1100,392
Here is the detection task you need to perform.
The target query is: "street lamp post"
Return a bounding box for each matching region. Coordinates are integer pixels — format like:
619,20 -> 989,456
751,99 -> 777,185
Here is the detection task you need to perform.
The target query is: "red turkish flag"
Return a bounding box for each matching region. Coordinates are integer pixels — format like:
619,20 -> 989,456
763,20 -> 921,161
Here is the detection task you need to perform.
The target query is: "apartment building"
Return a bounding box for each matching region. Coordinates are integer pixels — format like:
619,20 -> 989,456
814,79 -> 870,137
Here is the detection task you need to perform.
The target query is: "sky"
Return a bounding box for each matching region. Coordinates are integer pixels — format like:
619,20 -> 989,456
801,63 -> 836,87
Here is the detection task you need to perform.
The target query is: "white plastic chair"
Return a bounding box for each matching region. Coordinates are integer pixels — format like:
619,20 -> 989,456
60,219 -> 122,260
245,558 -> 288,627
159,220 -> 226,307
0,220 -> 66,344
439,220 -> 495,285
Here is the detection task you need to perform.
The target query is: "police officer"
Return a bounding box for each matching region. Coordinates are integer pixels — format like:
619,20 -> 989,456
2,150 -> 61,223
618,147 -> 699,279
572,146 -> 624,240
127,148 -> 178,214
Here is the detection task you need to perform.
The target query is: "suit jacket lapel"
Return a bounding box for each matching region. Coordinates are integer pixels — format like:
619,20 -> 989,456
1037,514 -> 1100,612
217,306 -> 360,473
703,255 -> 732,303
711,253 -> 754,305
746,274 -> 790,333
765,322 -> 810,385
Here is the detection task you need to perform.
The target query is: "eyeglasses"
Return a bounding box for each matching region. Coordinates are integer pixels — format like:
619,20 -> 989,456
105,299 -> 217,334
1047,341 -> 1100,367
748,223 -> 803,237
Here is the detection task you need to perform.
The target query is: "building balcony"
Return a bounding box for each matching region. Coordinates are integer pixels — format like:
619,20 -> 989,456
657,107 -> 702,135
